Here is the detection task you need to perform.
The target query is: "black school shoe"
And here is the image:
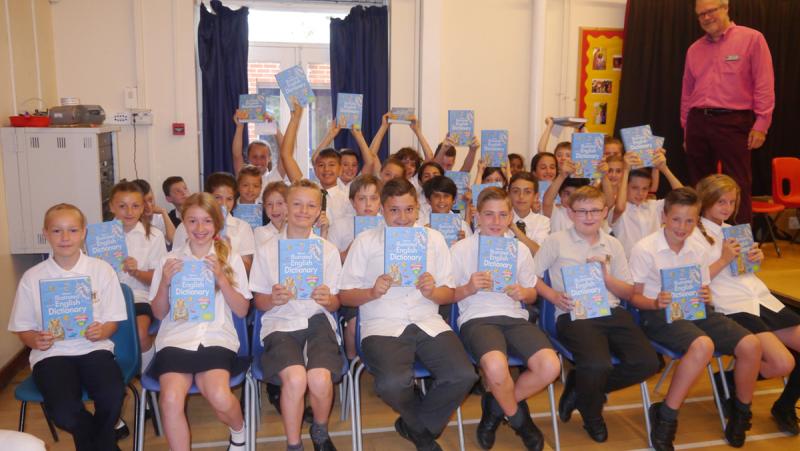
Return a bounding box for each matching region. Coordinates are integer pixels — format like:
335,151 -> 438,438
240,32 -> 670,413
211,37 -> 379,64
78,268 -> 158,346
771,401 -> 800,435
394,417 -> 443,451
508,400 -> 544,451
114,419 -> 130,441
582,417 -> 608,443
558,369 -> 578,422
724,402 -> 752,448
648,402 -> 677,451
476,392 -> 505,449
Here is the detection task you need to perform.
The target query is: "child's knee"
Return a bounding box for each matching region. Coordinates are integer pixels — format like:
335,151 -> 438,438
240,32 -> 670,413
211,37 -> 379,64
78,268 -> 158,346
280,366 -> 308,394
530,349 -> 561,380
481,354 -> 511,386
205,385 -> 235,411
307,368 -> 333,394
736,334 -> 762,359
159,387 -> 187,412
688,336 -> 715,360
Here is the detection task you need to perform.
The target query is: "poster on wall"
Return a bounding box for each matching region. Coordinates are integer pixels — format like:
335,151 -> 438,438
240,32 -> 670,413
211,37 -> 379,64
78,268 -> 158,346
577,28 -> 624,135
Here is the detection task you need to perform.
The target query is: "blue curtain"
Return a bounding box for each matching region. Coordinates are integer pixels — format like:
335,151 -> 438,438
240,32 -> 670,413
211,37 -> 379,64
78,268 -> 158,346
330,6 -> 389,163
198,0 -> 249,175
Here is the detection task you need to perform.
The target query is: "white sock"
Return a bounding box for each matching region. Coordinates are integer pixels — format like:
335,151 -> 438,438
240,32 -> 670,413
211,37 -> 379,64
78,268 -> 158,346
116,418 -> 125,428
230,422 -> 246,444
141,346 -> 155,371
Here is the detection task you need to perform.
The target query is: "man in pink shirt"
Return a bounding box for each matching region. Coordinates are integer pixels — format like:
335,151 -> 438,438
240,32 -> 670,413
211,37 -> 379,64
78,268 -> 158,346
681,0 -> 774,225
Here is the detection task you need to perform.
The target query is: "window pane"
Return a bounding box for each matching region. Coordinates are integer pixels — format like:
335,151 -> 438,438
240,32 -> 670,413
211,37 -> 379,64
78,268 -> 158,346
248,10 -> 347,44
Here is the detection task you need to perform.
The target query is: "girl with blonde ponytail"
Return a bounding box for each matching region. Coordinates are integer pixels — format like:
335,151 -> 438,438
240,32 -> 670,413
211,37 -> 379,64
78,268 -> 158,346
697,174 -> 800,435
148,192 -> 252,450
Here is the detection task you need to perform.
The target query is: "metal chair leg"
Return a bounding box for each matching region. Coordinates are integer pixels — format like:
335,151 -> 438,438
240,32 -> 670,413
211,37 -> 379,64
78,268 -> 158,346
136,388 -> 147,451
354,363 -> 365,451
640,381 -> 652,448
653,359 -> 675,394
18,401 -> 26,433
547,383 -> 560,451
40,403 -> 59,442
129,383 -> 140,451
149,391 -> 163,436
718,357 -> 731,400
764,215 -> 782,257
707,364 -> 727,431
456,406 -> 465,451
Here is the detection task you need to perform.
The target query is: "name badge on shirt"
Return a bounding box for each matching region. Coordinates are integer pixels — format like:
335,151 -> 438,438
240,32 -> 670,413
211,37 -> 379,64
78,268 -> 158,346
725,54 -> 740,61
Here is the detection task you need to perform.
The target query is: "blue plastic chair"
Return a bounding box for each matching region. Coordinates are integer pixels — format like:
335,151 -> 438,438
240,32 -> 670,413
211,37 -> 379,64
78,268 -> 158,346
244,310 -> 355,451
625,303 -> 730,433
449,303 -> 561,450
351,311 -> 466,451
134,311 -> 251,451
15,283 -> 142,450
537,271 -> 653,445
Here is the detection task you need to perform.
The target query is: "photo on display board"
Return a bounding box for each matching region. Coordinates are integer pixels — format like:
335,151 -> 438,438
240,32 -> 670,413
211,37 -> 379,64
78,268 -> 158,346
592,47 -> 607,70
591,79 -> 613,94
612,55 -> 622,70
593,102 -> 608,125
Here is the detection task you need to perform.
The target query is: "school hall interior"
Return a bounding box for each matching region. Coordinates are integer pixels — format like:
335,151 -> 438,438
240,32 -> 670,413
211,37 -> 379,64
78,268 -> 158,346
1,0 -> 799,450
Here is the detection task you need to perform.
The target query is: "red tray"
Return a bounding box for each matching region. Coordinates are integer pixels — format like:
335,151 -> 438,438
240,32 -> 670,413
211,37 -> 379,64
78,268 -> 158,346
9,115 -> 50,127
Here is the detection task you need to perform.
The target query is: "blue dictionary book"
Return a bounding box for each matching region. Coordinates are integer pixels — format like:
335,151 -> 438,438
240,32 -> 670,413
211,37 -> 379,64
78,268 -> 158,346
477,235 -> 518,292
661,264 -> 706,323
561,262 -> 611,320
722,224 -> 761,275
445,171 -> 471,212
448,110 -> 475,146
384,227 -> 427,287
279,239 -> 324,301
620,125 -> 656,168
481,130 -> 509,167
571,133 -> 605,179
537,180 -> 561,206
238,94 -> 267,122
430,213 -> 462,247
86,220 -> 127,273
275,65 -> 316,109
39,276 -> 93,341
354,216 -> 383,238
653,136 -> 665,150
336,93 -> 363,130
170,259 -> 215,323
471,182 -> 503,207
388,107 -> 415,124
233,203 -> 263,229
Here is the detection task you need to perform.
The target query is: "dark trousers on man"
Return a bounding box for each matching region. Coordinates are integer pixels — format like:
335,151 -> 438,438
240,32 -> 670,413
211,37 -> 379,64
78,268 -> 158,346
685,108 -> 755,224
556,308 -> 659,422
362,325 -> 478,437
32,350 -> 125,451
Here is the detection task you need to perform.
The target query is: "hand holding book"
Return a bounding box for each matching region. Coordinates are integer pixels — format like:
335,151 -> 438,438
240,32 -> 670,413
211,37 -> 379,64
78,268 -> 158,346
371,274 -> 394,300
160,258 -> 184,288
503,284 -> 526,302
84,321 -> 105,342
311,285 -> 334,308
271,283 -> 293,306
468,271 -> 493,295
415,272 -> 436,299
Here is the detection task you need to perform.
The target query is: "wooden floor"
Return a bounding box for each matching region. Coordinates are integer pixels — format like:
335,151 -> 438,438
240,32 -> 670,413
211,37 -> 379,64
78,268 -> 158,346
2,239 -> 800,451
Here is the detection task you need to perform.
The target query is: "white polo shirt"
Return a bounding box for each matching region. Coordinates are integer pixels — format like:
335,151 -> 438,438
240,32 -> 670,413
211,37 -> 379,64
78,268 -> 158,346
249,230 -> 342,341
322,184 -> 352,225
533,227 -> 631,318
451,233 -> 537,327
149,244 -> 251,353
513,210 -> 551,246
612,199 -> 664,257
629,229 -> 711,300
118,222 -> 167,303
9,253 -> 127,368
549,205 -> 573,234
696,218 -> 785,315
254,222 -> 282,248
151,214 -> 167,237
339,225 -> 454,340
173,214 -> 256,258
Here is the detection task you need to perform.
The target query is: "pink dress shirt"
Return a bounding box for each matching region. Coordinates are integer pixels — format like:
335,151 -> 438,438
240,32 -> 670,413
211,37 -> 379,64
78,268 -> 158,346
680,23 -> 775,133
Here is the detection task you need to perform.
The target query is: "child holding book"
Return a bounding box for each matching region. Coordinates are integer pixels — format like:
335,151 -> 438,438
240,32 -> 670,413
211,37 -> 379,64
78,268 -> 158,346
162,176 -> 190,227
149,193 -> 250,451
250,179 -> 344,451
508,153 -> 525,175
611,152 -> 682,256
236,165 -> 264,206
451,187 -> 560,450
696,174 -> 800,435
310,117 -> 373,189
255,181 -> 289,247
416,161 -> 444,223
422,175 -> 472,241
134,178 -> 176,246
434,133 -> 480,173
508,172 -> 550,256
379,157 -> 407,183
9,203 -> 127,451
232,112 -> 285,185
628,187 -> 761,449
173,173 -> 256,273
541,159 -> 591,234
339,178 -> 478,450
530,153 -> 557,183
109,181 -> 167,367
533,186 -> 659,442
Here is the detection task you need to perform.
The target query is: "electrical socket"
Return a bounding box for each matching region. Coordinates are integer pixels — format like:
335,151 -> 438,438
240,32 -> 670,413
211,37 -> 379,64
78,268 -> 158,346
789,216 -> 800,230
131,109 -> 153,126
108,112 -> 132,125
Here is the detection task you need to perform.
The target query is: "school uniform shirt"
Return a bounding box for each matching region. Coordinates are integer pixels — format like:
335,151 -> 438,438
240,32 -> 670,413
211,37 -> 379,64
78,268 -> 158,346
149,244 -> 251,353
339,225 -> 455,339
418,196 -> 432,226
337,177 -> 352,194
612,199 -> 664,257
323,184 -> 352,226
451,233 -> 537,327
249,230 -> 342,341
254,222 -> 282,248
168,209 -> 181,227
533,227 -> 631,318
327,214 -> 386,253
118,222 -> 167,303
151,214 -> 167,238
629,229 -> 711,300
549,205 -> 572,234
173,214 -> 256,258
9,253 -> 127,368
695,217 -> 784,315
513,211 -> 551,246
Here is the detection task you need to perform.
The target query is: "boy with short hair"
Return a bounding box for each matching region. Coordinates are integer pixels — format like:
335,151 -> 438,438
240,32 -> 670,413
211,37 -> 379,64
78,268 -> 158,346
534,186 -> 659,442
628,187 -> 761,450
541,160 -> 590,234
452,187 -> 560,450
162,176 -> 190,227
611,152 -> 682,256
236,164 -> 264,206
508,172 -> 550,256
422,175 -> 472,241
339,178 -> 477,451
